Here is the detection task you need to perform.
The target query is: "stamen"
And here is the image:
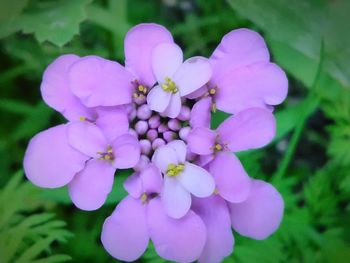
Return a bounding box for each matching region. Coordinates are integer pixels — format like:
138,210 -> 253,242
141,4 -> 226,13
209,88 -> 216,95
162,77 -> 178,93
214,188 -> 219,195
211,103 -> 217,113
97,146 -> 114,162
211,143 -> 223,153
141,193 -> 148,204
166,163 -> 185,177
79,116 -> 86,121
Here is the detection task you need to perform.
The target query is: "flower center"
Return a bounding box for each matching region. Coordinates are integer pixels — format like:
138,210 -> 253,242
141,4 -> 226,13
211,143 -> 223,153
162,77 -> 178,93
97,146 -> 114,161
166,163 -> 185,177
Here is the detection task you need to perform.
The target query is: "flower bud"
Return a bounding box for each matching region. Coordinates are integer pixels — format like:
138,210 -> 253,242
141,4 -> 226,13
178,106 -> 191,121
148,115 -> 161,129
179,126 -> 191,141
134,155 -> 150,172
137,104 -> 152,120
139,139 -> 152,155
168,119 -> 181,131
146,129 -> 158,141
158,123 -> 168,133
163,131 -> 177,142
152,138 -> 166,150
135,120 -> 148,135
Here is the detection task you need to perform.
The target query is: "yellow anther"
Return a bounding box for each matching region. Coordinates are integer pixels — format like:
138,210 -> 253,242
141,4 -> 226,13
104,155 -> 111,161
215,144 -> 222,151
141,193 -> 148,203
166,163 -> 185,177
133,93 -> 139,98
162,77 -> 178,93
214,188 -> 219,195
142,87 -> 147,94
79,116 -> 86,121
138,85 -> 145,92
209,88 -> 216,95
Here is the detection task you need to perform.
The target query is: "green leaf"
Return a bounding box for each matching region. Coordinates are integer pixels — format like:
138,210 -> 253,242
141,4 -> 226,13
0,0 -> 29,38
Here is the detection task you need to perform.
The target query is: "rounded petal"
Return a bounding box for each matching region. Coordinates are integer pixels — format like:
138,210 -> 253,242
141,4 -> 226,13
229,179 -> 284,240
67,121 -> 107,158
162,92 -> 181,118
190,97 -> 212,129
147,197 -> 206,262
217,108 -> 276,152
215,62 -> 288,114
152,43 -> 183,83
167,139 -> 187,164
152,144 -> 178,173
178,162 -> 215,198
188,127 -> 216,155
68,159 -> 115,210
125,23 -> 174,87
95,107 -> 129,142
111,134 -> 141,169
173,56 -> 212,96
209,152 -> 251,203
147,85 -> 172,113
192,195 -> 234,263
140,164 -> 163,194
101,196 -> 149,262
40,55 -> 95,121
210,28 -> 270,82
123,172 -> 142,198
161,176 -> 191,219
69,56 -> 134,107
23,124 -> 88,188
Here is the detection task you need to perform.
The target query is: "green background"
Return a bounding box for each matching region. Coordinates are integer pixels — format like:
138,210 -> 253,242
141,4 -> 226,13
0,0 -> 350,262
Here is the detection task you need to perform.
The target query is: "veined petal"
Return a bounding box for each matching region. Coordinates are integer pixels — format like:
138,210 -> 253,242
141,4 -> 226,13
188,127 -> 216,155
111,134 -> 141,169
68,159 -> 115,211
210,28 -> 270,82
69,56 -> 134,107
209,152 -> 251,203
190,97 -> 212,129
101,196 -> 149,262
152,43 -> 183,83
215,62 -> 288,114
162,92 -> 181,118
147,85 -> 172,113
23,124 -> 88,188
147,197 -> 206,262
125,23 -> 174,87
40,54 -> 95,121
217,108 -> 276,152
161,176 -> 191,219
152,144 -> 178,173
167,140 -> 187,164
228,179 -> 284,240
67,121 -> 107,158
178,162 -> 215,198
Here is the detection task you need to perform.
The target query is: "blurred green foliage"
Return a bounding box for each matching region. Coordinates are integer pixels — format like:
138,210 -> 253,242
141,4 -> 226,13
0,0 -> 349,262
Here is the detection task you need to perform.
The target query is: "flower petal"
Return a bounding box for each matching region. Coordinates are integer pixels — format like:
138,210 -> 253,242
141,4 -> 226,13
215,62 -> 288,114
40,55 -> 95,121
217,108 -> 276,152
173,56 -> 212,96
162,92 -> 181,118
95,107 -> 129,142
101,196 -> 149,261
123,172 -> 142,198
147,197 -> 206,262
147,85 -> 172,113
140,164 -> 163,194
161,176 -> 191,219
167,140 -> 187,164
111,134 -> 141,169
188,127 -> 216,155
190,97 -> 212,129
67,121 -> 107,158
210,28 -> 269,83
152,144 -> 178,173
125,23 -> 173,87
178,162 -> 215,198
152,43 -> 183,83
23,124 -> 88,188
68,159 -> 115,210
192,195 -> 234,263
69,56 -> 134,107
209,152 -> 251,203
228,179 -> 284,240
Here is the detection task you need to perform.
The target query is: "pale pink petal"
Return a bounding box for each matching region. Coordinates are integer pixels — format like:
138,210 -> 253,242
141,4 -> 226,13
147,197 -> 206,262
173,56 -> 212,96
210,28 -> 269,83
209,152 -> 251,203
229,179 -> 284,240
152,43 -> 183,83
95,107 -> 129,142
217,108 -> 276,152
69,56 -> 134,107
67,121 -> 107,158
23,124 -> 88,188
147,85 -> 172,113
111,134 -> 140,169
101,196 -> 149,261
40,55 -> 95,121
161,176 -> 191,219
190,97 -> 212,129
188,127 -> 216,155
140,164 -> 163,194
167,140 -> 187,164
192,196 -> 234,263
152,145 -> 178,173
162,92 -> 181,118
123,172 -> 142,198
125,23 -> 173,87
215,62 -> 288,114
68,159 -> 115,211
178,162 -> 215,198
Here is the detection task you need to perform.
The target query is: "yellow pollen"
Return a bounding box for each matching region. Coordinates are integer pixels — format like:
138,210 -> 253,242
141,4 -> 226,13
215,144 -> 222,151
209,88 -> 216,95
162,77 -> 178,93
166,163 -> 185,177
214,188 -> 219,195
141,193 -> 148,203
79,116 -> 86,121
133,93 -> 139,98
104,155 -> 111,161
138,85 -> 145,92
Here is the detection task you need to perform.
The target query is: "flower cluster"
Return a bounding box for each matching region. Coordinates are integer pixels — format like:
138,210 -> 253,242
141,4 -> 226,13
23,23 -> 288,262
